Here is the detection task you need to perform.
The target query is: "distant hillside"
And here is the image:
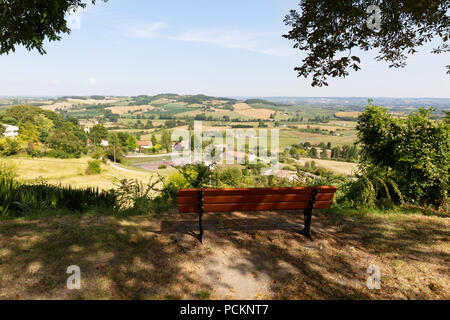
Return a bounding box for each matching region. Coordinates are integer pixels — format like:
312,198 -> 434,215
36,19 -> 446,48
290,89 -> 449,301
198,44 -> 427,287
256,97 -> 450,111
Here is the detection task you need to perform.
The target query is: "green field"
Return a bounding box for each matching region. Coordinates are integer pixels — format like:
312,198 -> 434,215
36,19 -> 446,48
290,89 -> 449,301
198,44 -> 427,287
279,128 -> 357,148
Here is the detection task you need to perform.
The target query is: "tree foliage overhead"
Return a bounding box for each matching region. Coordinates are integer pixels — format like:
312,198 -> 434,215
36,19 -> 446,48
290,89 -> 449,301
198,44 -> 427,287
283,1 -> 450,86
0,0 -> 106,55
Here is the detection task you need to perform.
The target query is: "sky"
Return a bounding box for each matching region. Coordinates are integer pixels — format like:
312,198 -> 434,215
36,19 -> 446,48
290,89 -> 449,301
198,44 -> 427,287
0,0 -> 449,98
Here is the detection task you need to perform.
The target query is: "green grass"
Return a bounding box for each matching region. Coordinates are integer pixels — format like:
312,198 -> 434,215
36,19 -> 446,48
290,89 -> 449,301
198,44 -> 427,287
197,290 -> 212,300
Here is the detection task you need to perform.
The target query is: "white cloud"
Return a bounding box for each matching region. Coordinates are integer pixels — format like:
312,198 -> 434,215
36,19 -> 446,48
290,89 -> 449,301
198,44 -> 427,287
123,23 -> 293,57
124,22 -> 167,39
88,77 -> 97,85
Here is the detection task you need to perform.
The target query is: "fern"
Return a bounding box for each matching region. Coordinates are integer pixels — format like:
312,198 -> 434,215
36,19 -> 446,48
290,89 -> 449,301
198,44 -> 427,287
387,178 -> 404,205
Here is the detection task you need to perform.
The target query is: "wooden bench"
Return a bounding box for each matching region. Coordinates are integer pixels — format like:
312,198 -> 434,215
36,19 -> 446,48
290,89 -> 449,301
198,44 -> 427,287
178,186 -> 337,243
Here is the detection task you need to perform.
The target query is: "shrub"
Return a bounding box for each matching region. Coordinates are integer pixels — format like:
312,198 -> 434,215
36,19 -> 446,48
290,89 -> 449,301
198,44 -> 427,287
0,137 -> 20,156
338,171 -> 403,208
113,176 -> 164,214
174,163 -> 213,188
91,148 -> 105,160
218,167 -> 243,187
86,160 -> 101,175
158,164 -> 167,169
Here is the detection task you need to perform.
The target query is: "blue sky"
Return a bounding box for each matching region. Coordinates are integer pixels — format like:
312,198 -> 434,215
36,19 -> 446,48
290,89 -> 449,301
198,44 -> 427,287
0,0 -> 448,98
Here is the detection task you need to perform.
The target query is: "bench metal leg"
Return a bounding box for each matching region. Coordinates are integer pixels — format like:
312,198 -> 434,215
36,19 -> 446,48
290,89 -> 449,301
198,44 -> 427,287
198,211 -> 204,243
299,188 -> 318,241
299,208 -> 313,241
198,190 -> 204,243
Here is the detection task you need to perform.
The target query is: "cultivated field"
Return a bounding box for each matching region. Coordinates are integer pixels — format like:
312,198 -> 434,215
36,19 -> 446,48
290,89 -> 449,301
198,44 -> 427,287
106,105 -> 155,115
296,124 -> 356,132
67,98 -> 118,105
335,112 -> 362,118
41,102 -> 74,111
41,98 -> 119,112
296,158 -> 359,176
279,129 -> 357,148
233,103 -> 275,120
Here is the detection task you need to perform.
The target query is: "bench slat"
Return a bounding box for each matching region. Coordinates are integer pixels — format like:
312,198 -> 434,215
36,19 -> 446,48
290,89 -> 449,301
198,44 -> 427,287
178,200 -> 333,213
178,193 -> 335,204
178,186 -> 336,197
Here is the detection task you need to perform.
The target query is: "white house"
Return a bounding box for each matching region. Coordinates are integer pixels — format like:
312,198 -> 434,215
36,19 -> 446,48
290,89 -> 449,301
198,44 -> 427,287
262,169 -> 297,182
100,140 -> 109,147
2,124 -> 19,138
136,140 -> 153,153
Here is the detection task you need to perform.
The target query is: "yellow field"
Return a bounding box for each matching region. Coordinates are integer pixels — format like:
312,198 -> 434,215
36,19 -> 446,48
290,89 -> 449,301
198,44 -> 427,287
334,111 -> 362,118
211,108 -> 228,112
106,105 -> 154,115
297,158 -> 359,176
6,157 -> 161,190
67,98 -> 118,105
41,98 -> 118,111
233,103 -> 274,120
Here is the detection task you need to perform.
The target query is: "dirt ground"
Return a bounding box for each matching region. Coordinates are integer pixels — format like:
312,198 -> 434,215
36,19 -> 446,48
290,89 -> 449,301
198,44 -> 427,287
0,209 -> 448,300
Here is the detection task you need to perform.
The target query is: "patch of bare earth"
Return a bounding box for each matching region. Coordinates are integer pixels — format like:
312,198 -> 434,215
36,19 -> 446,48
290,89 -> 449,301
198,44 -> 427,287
0,210 -> 448,300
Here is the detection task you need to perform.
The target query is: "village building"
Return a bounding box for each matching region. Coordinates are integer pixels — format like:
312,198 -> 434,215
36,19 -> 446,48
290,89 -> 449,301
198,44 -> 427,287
136,140 -> 153,153
79,119 -> 99,134
2,124 -> 19,138
100,140 -> 109,148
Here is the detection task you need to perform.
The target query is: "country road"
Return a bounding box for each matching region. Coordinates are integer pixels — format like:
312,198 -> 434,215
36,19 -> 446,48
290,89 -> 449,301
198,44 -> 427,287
107,161 -> 143,173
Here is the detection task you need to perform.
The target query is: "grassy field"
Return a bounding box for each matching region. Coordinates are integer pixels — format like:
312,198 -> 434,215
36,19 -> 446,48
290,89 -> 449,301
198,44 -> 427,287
0,207 -> 447,299
5,157 -> 163,190
279,129 -> 357,148
296,158 -> 359,176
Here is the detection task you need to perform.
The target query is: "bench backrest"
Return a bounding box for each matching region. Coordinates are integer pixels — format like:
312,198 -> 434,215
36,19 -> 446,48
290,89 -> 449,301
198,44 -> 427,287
178,186 -> 337,213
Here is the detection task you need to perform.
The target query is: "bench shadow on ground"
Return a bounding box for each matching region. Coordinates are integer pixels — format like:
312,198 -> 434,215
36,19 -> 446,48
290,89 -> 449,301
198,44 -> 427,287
161,211 -> 370,299
160,209 -> 450,299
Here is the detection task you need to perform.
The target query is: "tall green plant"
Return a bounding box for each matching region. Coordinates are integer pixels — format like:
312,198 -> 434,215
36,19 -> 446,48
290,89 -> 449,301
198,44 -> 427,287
0,177 -> 18,216
1,178 -> 117,216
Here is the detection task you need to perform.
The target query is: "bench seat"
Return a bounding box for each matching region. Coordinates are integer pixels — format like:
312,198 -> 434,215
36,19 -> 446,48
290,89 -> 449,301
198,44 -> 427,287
178,186 -> 337,243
